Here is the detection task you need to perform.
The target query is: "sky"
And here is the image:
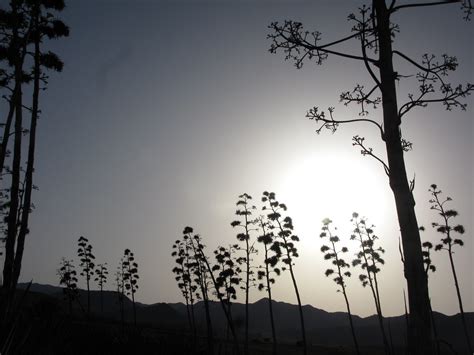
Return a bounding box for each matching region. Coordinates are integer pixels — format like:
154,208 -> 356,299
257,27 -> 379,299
2,0 -> 472,317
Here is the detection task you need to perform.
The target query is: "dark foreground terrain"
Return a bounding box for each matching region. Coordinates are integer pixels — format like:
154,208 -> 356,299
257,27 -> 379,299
0,283 -> 471,354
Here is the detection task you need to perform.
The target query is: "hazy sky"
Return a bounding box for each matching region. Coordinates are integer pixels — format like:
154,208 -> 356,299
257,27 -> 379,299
4,0 -> 472,317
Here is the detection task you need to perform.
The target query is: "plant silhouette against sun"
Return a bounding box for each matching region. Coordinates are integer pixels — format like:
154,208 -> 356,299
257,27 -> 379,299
429,184 -> 472,354
57,257 -> 79,315
94,263 -> 108,313
262,191 -> 307,355
320,218 -> 361,355
182,227 -> 214,353
122,248 -> 139,326
350,212 -> 390,354
230,193 -> 258,355
171,237 -> 199,343
213,244 -> 243,345
421,239 -> 436,276
255,215 -> 281,355
185,226 -> 241,354
77,236 -> 95,315
268,2 -> 473,353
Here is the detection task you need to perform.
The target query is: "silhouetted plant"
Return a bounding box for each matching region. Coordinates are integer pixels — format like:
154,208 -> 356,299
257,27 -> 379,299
320,218 -> 360,355
268,3 -> 473,352
230,192 -> 257,355
94,263 -> 108,313
12,0 -> 69,294
77,236 -> 95,315
256,215 -> 280,355
182,226 -> 214,354
1,0 -> 69,317
350,212 -> 390,354
171,237 -> 199,343
421,240 -> 436,276
261,191 -> 306,355
213,244 -> 243,345
185,226 -> 240,354
429,184 -> 472,354
57,257 -> 78,315
114,264 -> 126,329
122,248 -> 139,326
421,237 -> 441,355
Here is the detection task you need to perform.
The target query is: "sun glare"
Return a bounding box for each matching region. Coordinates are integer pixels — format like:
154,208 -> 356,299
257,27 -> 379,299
276,154 -> 392,242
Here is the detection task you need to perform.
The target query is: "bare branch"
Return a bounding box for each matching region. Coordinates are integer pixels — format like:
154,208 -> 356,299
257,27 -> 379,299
352,135 -> 390,175
340,84 -> 381,116
306,106 -> 385,139
358,8 -> 381,87
268,21 -> 378,69
393,51 -> 458,75
391,0 -> 459,12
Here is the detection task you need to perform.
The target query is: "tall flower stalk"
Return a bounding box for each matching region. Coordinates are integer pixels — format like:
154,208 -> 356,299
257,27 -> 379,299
429,184 -> 472,354
262,191 -> 306,355
320,218 -> 360,355
350,213 -> 390,354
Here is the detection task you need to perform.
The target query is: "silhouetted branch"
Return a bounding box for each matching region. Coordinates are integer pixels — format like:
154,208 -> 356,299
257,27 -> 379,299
390,0 -> 473,18
391,0 -> 459,13
306,106 -> 385,138
340,84 -> 381,115
268,20 -> 378,69
352,135 -> 390,175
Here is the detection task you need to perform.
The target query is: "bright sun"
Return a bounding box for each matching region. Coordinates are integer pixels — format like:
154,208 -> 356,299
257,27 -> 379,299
275,153 -> 393,241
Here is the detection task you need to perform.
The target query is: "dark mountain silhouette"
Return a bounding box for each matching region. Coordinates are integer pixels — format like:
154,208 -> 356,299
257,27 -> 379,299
17,282 -> 184,326
18,283 -> 473,353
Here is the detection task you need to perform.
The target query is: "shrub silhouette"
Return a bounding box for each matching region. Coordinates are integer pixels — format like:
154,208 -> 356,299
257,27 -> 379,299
350,212 -> 390,354
429,184 -> 472,354
320,218 -> 360,355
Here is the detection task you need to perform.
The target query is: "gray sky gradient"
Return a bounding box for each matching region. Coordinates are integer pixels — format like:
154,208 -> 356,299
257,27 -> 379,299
4,0 -> 472,317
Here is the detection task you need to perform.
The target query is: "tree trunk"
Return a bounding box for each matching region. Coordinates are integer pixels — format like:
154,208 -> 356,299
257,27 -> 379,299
12,1 -> 41,290
2,0 -> 23,310
0,96 -> 16,179
373,272 -> 391,355
3,59 -> 23,307
373,1 -> 433,354
448,249 -> 472,354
